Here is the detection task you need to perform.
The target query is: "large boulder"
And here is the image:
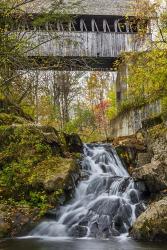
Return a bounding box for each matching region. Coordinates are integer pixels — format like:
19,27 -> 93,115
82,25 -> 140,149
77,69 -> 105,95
0,204 -> 40,238
40,126 -> 63,155
0,98 -> 33,122
0,206 -> 10,238
137,152 -> 152,167
131,198 -> 167,241
113,135 -> 147,173
132,160 -> 167,193
29,157 -> 80,201
0,122 -> 82,238
64,133 -> 83,153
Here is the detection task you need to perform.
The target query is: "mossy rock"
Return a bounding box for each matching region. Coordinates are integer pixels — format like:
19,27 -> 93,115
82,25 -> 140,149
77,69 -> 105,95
131,197 -> 167,241
0,113 -> 26,126
64,133 -> 83,153
0,98 -> 33,122
0,203 -> 40,238
29,157 -> 80,193
142,115 -> 163,130
148,123 -> 167,139
115,145 -> 138,171
0,120 -> 82,237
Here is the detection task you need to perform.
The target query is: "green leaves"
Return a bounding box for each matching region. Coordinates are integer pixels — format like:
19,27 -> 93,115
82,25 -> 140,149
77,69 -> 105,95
120,48 -> 167,115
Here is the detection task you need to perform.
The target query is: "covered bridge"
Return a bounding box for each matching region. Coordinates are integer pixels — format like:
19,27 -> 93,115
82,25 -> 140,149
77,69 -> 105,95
14,0 -> 149,70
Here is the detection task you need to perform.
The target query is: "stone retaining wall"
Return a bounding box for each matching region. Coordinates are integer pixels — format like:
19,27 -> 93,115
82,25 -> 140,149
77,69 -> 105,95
110,101 -> 161,137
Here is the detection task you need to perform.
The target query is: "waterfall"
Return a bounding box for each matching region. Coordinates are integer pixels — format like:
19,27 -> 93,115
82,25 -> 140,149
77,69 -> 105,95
30,144 -> 145,238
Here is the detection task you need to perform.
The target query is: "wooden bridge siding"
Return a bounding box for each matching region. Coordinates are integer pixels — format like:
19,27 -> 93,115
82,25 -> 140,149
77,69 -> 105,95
25,32 -> 142,58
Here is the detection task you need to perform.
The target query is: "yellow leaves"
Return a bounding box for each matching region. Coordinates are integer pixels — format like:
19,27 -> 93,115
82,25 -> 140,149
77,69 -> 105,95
106,90 -> 117,120
124,49 -> 167,105
134,0 -> 159,19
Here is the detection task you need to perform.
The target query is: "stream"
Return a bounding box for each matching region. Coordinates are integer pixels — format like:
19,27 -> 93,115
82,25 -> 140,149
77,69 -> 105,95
1,237 -> 166,250
29,144 -> 145,238
1,144 -> 166,249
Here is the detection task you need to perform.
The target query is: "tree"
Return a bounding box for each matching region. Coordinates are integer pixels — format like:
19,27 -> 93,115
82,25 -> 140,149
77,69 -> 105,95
94,100 -> 110,139
0,0 -> 77,106
49,71 -> 84,129
117,0 -> 167,118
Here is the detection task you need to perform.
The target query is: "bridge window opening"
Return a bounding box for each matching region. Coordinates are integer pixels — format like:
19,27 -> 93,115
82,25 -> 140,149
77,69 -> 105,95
114,19 -> 139,33
69,22 -> 76,31
57,22 -> 64,31
74,16 -> 116,32
80,19 -> 87,32
117,22 -> 127,32
103,19 -> 111,33
91,19 -> 99,32
7,15 -> 144,34
129,22 -> 138,33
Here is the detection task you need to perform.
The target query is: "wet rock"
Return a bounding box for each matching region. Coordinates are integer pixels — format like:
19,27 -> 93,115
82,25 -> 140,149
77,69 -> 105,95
0,209 -> 10,238
132,160 -> 167,193
118,177 -> 131,193
70,225 -> 88,237
134,181 -> 148,193
114,135 -> 147,172
64,133 -> 83,153
82,159 -> 92,171
45,208 -> 58,219
90,198 -> 120,217
79,214 -> 92,227
86,177 -> 106,195
129,190 -> 139,204
100,164 -> 108,173
131,198 -> 167,241
135,203 -> 145,218
117,201 -> 132,227
89,222 -> 98,237
115,145 -> 138,170
113,215 -> 127,234
110,228 -> 120,236
100,228 -> 110,238
97,215 -> 110,232
134,181 -> 150,200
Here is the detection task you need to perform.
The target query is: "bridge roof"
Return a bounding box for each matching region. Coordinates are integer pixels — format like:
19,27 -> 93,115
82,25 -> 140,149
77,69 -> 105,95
22,0 -> 136,16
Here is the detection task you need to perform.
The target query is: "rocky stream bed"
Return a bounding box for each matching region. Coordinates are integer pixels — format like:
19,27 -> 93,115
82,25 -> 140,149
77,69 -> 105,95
0,104 -> 167,242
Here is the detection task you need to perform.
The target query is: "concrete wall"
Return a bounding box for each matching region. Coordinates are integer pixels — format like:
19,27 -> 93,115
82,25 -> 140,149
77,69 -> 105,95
110,101 -> 161,137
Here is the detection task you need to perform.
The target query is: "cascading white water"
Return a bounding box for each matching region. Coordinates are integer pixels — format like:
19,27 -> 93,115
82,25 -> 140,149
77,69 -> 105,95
30,144 -> 145,238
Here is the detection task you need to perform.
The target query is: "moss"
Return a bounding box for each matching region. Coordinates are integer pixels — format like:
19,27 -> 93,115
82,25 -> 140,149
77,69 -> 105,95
0,114 -> 81,237
0,113 -> 26,126
0,125 -> 52,199
118,96 -> 148,115
29,157 -> 74,188
0,202 -> 41,237
148,123 -> 167,139
132,198 -> 167,241
142,115 -> 163,130
0,98 -> 33,122
0,123 -> 80,212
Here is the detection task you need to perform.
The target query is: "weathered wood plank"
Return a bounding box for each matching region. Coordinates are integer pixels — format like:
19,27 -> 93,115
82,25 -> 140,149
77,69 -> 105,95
21,31 -> 147,58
